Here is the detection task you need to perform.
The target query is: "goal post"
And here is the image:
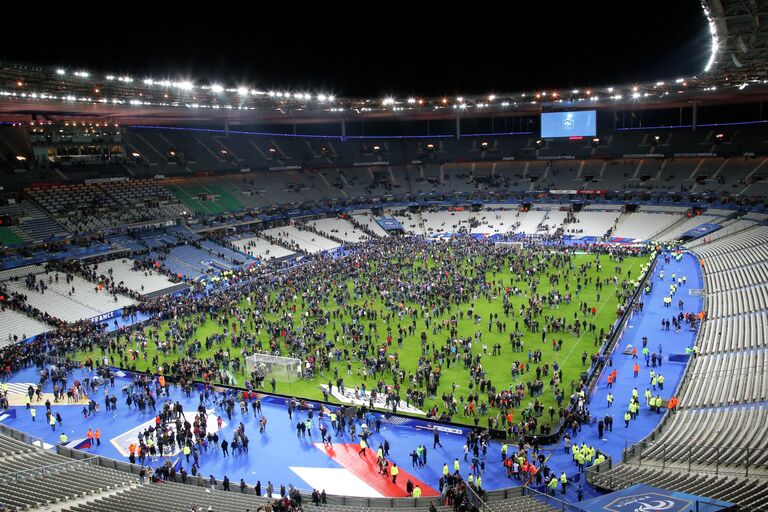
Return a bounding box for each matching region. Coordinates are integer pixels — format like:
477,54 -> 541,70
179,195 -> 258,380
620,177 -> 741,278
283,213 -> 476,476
245,352 -> 303,383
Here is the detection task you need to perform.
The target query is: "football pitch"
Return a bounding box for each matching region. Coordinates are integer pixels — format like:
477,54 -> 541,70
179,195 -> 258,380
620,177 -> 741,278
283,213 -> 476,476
72,246 -> 645,428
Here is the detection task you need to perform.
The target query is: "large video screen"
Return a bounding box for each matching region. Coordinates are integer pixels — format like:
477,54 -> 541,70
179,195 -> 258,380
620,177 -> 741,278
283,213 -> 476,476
541,110 -> 596,138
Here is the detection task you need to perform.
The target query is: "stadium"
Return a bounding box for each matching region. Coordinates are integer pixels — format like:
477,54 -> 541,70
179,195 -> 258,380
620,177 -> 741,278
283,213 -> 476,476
0,2 -> 766,512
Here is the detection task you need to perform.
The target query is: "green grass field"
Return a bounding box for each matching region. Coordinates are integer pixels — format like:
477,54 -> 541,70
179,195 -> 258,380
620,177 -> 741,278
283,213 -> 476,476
72,249 -> 644,428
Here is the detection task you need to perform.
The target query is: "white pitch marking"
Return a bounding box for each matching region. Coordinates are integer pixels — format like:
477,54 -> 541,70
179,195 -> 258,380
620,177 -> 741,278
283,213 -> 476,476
320,384 -> 425,415
289,467 -> 384,497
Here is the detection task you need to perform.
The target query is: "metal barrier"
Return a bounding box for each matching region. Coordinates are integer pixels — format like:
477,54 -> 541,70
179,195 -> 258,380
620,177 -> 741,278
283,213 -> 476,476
521,485 -> 582,512
621,440 -> 766,477
483,487 -> 525,501
695,499 -> 738,512
312,494 -> 445,509
0,422 -> 46,452
43,354 -> 72,367
466,483 -> 488,512
0,456 -> 98,483
585,457 -> 613,487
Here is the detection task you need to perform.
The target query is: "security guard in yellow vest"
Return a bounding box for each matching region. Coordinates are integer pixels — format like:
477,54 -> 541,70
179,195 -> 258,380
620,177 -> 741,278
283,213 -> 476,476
390,463 -> 399,483
548,476 -> 558,495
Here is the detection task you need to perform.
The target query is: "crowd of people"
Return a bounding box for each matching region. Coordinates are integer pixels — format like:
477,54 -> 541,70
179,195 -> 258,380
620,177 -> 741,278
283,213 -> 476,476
0,234 -> 714,512
1,236 -> 651,442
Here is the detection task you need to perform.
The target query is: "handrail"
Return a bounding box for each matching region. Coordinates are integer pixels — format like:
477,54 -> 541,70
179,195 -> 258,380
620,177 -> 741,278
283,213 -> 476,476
466,482 -> 488,512
520,483 -> 582,512
0,457 -> 96,483
585,457 -> 613,486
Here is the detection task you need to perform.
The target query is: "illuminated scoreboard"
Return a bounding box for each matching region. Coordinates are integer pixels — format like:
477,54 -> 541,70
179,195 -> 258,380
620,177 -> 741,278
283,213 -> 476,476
541,110 -> 596,138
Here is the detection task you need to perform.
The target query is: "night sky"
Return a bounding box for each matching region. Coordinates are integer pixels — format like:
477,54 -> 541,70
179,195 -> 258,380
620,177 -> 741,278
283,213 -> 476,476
1,2 -> 708,98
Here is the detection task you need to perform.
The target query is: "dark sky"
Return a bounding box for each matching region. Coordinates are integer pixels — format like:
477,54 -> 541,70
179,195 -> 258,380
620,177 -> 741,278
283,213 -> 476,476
1,2 -> 708,98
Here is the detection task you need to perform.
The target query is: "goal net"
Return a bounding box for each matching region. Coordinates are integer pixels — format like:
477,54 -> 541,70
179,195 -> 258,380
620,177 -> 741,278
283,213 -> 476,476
245,353 -> 303,383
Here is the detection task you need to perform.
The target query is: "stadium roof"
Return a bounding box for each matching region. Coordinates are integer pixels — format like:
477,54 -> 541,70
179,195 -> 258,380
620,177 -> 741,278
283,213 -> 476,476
703,0 -> 768,77
0,1 -> 766,126
2,61 -> 767,126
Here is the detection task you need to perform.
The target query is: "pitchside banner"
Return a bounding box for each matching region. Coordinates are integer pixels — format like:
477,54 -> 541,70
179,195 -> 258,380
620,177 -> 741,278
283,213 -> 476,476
577,484 -> 734,512
376,217 -> 404,231
90,308 -> 123,324
550,190 -> 609,195
681,223 -> 721,238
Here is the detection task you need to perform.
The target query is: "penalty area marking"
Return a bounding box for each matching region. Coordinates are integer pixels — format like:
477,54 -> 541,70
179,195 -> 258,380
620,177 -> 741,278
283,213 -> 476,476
110,408 -> 224,457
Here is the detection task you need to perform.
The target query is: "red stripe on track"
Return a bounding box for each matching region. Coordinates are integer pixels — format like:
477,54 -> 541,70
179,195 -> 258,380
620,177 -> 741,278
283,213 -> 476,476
314,443 -> 439,497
